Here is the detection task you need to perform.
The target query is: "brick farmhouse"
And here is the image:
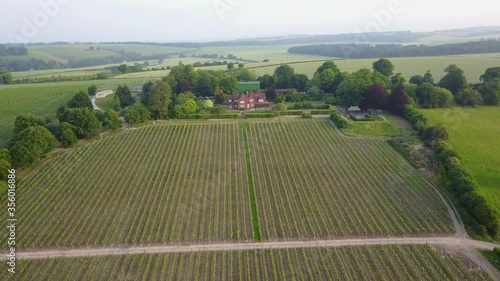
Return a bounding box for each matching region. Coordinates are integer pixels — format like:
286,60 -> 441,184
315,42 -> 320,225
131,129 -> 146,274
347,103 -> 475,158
226,91 -> 269,110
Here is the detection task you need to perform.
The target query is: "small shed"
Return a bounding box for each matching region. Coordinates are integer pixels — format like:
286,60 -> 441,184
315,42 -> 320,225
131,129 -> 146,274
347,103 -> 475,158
348,106 -> 361,113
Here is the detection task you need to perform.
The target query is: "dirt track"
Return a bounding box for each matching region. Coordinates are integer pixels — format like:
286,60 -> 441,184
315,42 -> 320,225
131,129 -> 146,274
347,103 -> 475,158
4,237 -> 498,260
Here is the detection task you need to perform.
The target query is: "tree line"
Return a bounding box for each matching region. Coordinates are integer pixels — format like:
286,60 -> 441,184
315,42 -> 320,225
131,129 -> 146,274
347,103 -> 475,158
287,40 -> 500,58
0,45 -> 28,56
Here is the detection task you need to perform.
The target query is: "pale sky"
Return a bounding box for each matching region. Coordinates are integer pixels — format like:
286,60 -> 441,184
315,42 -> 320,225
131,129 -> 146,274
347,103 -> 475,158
1,0 -> 499,43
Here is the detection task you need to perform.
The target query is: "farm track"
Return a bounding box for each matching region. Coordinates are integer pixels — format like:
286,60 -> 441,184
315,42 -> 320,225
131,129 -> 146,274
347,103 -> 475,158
3,237 -> 498,260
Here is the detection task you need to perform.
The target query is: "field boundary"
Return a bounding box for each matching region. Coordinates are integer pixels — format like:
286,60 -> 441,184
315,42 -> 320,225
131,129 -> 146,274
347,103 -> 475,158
240,121 -> 261,242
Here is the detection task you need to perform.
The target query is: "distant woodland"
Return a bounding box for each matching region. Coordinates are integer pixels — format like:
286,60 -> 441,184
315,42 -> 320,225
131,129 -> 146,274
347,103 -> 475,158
288,40 -> 500,58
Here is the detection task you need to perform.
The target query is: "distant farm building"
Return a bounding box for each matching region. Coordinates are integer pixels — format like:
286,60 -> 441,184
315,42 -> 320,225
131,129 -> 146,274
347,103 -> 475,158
238,81 -> 260,93
348,106 -> 362,113
227,91 -> 269,110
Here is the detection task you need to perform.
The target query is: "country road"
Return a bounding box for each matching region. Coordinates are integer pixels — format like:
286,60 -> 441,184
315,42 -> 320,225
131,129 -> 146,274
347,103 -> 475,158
3,237 -> 498,260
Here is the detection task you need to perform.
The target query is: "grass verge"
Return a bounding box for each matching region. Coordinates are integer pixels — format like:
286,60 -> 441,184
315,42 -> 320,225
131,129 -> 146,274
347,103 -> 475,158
240,121 -> 261,242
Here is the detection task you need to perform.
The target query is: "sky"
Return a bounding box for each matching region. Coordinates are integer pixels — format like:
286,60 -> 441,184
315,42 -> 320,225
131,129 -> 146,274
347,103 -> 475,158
0,0 -> 499,43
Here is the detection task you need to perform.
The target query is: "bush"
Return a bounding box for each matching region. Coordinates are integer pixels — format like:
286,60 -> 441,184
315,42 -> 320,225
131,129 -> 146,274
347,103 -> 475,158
350,114 -> 375,121
275,110 -> 303,116
422,126 -> 448,143
330,111 -> 348,129
460,191 -> 500,237
311,110 -> 335,115
302,112 -> 312,119
246,113 -> 276,118
181,113 -> 239,119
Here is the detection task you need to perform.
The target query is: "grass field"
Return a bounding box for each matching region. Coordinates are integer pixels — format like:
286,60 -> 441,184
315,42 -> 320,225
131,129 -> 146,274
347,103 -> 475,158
1,119 -> 454,250
421,106 -> 500,214
10,244 -> 494,280
342,115 -> 402,137
242,53 -> 500,83
0,83 -> 90,147
0,79 -> 153,147
95,95 -> 119,111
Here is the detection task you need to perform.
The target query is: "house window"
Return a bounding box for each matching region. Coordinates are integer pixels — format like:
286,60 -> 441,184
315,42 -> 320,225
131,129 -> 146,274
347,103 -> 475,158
228,105 -> 232,109
240,101 -> 245,104
228,99 -> 232,102
258,99 -> 264,103
249,99 -> 254,102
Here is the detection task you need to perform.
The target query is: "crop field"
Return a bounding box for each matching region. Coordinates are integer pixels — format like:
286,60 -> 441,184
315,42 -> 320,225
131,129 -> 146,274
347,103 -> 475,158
1,119 -> 456,250
243,53 -> 500,83
247,119 -> 454,240
422,107 -> 500,214
0,83 -> 90,147
6,123 -> 252,249
10,244 -> 495,280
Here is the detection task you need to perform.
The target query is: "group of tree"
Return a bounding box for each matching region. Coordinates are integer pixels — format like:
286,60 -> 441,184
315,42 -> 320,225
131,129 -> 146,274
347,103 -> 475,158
287,40 -> 500,59
408,65 -> 499,108
6,91 -> 123,168
0,45 -> 28,56
0,69 -> 12,84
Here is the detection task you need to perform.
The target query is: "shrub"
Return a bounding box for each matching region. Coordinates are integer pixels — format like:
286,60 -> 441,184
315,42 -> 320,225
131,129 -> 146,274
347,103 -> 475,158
311,110 -> 335,115
422,126 -> 448,143
246,113 -> 276,118
460,191 -> 500,237
330,111 -> 348,129
302,112 -> 312,119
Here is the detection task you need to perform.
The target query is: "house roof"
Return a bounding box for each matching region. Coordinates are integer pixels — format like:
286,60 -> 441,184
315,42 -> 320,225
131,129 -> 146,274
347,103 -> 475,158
348,106 -> 361,111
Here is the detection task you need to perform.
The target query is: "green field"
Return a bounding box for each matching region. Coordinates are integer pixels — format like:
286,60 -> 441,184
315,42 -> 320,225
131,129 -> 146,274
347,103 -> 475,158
243,53 -> 500,83
0,79 -> 154,147
421,107 -> 500,214
341,115 -> 402,137
9,244 -> 494,281
0,83 -> 90,147
1,119 -> 455,250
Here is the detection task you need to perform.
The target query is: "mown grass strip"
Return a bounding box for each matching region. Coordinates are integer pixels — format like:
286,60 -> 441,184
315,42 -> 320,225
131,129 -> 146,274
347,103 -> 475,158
240,121 -> 261,242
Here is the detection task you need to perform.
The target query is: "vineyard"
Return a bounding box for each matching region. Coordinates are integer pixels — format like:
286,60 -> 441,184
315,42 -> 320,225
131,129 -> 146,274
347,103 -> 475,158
248,119 -> 454,240
7,123 -> 253,249
9,244 -> 495,280
0,119 -> 456,251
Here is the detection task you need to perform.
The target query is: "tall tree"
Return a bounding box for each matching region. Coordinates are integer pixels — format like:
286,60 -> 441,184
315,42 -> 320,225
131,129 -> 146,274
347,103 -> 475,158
0,70 -> 13,84
115,85 -> 134,108
455,88 -> 482,107
273,64 -> 295,89
292,74 -> 309,92
438,65 -> 468,94
124,102 -> 151,125
58,108 -> 102,139
67,91 -> 93,110
258,74 -> 276,89
372,58 -> 395,77
88,85 -> 97,96
416,83 -> 438,108
147,80 -> 173,119
58,122 -> 78,147
480,67 -> 500,82
316,60 -> 340,74
387,84 -> 410,115
9,126 -> 56,167
360,84 -> 389,110
13,114 -> 44,135
479,78 -> 500,105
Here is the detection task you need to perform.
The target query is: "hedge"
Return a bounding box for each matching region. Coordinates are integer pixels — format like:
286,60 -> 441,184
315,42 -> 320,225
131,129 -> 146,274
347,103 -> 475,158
311,110 -> 335,115
275,110 -> 303,116
246,113 -> 276,118
330,111 -> 348,129
181,113 -> 239,119
350,114 -> 375,122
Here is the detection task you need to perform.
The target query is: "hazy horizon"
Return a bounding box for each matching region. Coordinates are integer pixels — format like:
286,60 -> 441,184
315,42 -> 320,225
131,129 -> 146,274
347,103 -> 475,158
1,0 -> 499,44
